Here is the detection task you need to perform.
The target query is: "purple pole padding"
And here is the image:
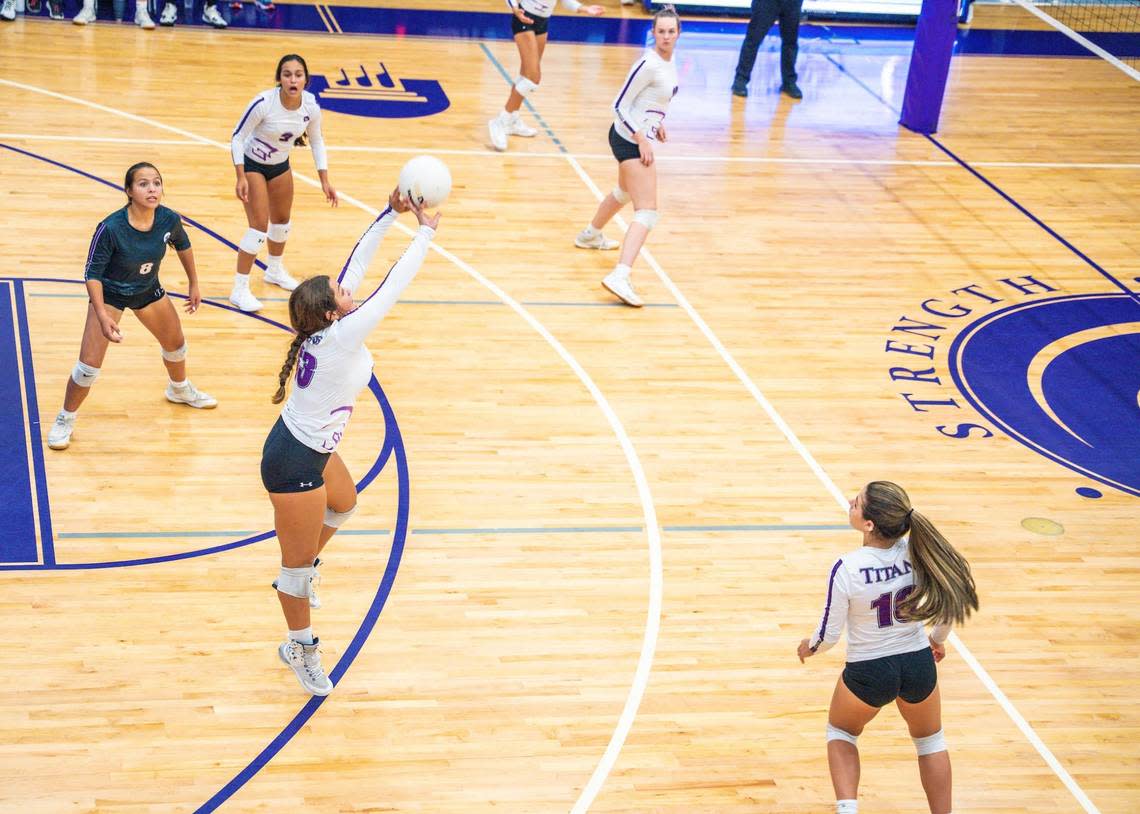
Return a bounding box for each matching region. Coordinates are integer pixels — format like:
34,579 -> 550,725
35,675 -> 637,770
900,0 -> 959,134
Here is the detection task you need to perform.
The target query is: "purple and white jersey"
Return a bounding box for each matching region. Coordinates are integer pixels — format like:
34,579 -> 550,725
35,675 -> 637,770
612,48 -> 678,144
808,539 -> 950,663
505,0 -> 582,18
280,209 -> 434,454
230,89 -> 328,170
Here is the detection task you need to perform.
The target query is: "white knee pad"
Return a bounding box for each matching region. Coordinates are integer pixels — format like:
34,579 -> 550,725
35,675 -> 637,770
913,729 -> 947,756
239,228 -> 267,255
324,504 -> 357,529
826,723 -> 859,746
161,342 -> 187,363
275,565 -> 316,600
632,209 -> 659,231
612,186 -> 631,205
71,361 -> 100,388
267,221 -> 291,242
514,76 -> 539,98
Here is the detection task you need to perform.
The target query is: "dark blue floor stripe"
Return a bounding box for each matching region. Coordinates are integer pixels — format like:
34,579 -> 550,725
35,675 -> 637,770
12,280 -> 54,565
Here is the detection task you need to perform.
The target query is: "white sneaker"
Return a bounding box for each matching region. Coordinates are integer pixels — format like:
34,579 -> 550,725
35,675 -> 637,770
72,2 -> 96,22
201,4 -> 226,26
506,113 -> 537,138
1,0 -> 18,21
229,286 -> 262,312
47,412 -> 75,450
263,265 -> 299,291
602,269 -> 643,307
278,638 -> 333,696
575,228 -> 620,251
158,1 -> 176,23
134,5 -> 154,27
487,115 -> 508,152
165,381 -> 218,409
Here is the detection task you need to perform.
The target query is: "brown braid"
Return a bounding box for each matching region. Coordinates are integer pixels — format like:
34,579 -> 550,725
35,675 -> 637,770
270,274 -> 338,403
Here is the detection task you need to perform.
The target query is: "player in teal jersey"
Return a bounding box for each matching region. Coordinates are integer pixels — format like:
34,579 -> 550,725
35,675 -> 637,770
47,162 -> 217,451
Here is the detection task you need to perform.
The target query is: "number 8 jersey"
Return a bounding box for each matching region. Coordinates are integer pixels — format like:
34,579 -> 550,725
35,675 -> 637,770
281,208 -> 434,454
808,539 -> 949,662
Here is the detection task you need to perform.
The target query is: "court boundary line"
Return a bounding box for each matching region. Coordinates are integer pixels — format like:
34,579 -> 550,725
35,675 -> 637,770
478,37 -> 1108,814
0,77 -> 665,814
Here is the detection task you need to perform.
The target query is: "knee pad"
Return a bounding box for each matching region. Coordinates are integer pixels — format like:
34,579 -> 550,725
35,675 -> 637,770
323,504 -> 357,529
239,228 -> 267,255
71,361 -> 99,388
161,342 -> 187,363
275,565 -> 316,600
913,729 -> 947,756
267,221 -> 291,242
612,186 -> 631,205
632,209 -> 659,231
514,76 -> 539,98
826,723 -> 858,746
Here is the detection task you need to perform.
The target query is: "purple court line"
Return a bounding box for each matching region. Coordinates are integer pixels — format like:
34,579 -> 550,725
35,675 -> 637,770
0,145 -> 413,812
12,279 -> 55,565
820,55 -> 1140,306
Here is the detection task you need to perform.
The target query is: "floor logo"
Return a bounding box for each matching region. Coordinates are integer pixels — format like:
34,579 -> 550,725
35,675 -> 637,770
883,277 -> 1140,497
310,62 -> 449,118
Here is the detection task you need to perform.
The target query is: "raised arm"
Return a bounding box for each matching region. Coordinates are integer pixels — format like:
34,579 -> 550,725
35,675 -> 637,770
336,206 -> 400,295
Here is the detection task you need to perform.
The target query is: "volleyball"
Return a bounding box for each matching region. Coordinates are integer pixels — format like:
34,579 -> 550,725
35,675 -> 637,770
398,155 -> 451,209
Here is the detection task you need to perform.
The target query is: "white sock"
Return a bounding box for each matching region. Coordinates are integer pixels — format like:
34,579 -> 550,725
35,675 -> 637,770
266,254 -> 283,272
836,800 -> 858,814
169,379 -> 188,390
582,224 -> 600,238
82,0 -> 94,10
60,408 -> 78,420
613,263 -> 632,279
135,0 -> 147,11
233,272 -> 250,291
288,627 -> 314,645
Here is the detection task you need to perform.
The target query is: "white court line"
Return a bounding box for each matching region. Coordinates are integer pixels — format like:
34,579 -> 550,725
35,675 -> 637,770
3,131 -> 1140,171
554,121 -> 1104,814
0,76 -> 664,814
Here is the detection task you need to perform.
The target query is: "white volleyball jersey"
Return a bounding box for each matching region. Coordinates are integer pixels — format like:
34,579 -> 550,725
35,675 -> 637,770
280,209 -> 433,454
612,48 -> 678,144
230,88 -> 328,170
808,539 -> 948,663
505,0 -> 581,18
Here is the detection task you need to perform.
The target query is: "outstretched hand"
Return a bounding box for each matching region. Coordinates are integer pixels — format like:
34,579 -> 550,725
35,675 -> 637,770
409,198 -> 442,231
389,186 -> 412,213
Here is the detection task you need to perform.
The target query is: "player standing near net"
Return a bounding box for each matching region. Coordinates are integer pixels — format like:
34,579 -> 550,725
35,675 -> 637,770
487,0 -> 608,152
260,188 -> 439,696
229,54 -> 338,313
574,5 -> 679,307
47,162 -> 216,451
798,481 -> 979,814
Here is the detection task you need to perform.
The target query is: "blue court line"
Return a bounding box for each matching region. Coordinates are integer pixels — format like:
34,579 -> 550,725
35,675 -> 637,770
479,41 -> 569,154
822,55 -> 1140,305
12,280 -> 54,565
56,528 -> 393,539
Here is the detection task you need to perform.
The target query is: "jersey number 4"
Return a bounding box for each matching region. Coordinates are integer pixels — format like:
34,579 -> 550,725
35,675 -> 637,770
871,586 -> 915,628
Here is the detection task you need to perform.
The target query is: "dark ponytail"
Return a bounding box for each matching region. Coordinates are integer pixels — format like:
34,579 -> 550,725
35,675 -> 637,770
271,275 -> 337,403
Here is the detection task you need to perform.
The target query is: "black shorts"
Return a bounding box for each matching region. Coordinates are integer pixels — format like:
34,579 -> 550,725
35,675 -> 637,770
510,11 -> 550,36
261,416 -> 331,494
243,156 -> 292,182
842,647 -> 937,708
100,282 -> 166,312
608,124 -> 642,163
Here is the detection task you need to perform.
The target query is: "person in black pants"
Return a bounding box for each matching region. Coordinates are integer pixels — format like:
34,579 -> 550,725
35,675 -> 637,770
730,0 -> 804,99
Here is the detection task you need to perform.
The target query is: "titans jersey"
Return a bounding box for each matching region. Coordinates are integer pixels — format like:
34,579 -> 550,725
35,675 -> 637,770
612,49 -> 679,144
230,89 -> 328,170
808,539 -> 950,663
281,209 -> 434,454
83,205 -> 190,297
505,0 -> 582,18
